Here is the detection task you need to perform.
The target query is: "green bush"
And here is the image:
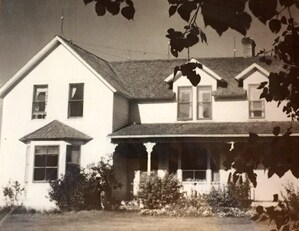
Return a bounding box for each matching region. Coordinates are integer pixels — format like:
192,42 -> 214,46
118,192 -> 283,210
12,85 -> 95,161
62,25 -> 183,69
282,183 -> 299,219
48,158 -> 121,211
205,177 -> 251,209
137,172 -> 182,209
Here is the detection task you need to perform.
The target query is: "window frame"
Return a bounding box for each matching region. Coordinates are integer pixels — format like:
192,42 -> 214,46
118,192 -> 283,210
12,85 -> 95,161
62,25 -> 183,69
177,86 -> 193,121
248,84 -> 265,119
197,85 -> 212,120
68,83 -> 84,118
33,145 -> 59,183
32,85 -> 48,120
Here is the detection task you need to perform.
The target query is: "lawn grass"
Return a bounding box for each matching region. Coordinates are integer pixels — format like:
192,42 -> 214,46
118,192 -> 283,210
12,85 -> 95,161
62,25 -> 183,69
0,210 -> 275,231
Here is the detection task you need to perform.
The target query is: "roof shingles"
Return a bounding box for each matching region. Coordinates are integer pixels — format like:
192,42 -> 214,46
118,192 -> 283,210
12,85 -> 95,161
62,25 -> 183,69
110,121 -> 299,138
110,57 -> 281,100
20,120 -> 92,143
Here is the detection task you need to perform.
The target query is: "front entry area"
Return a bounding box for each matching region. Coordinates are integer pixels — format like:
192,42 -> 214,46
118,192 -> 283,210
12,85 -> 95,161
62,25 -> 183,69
112,140 -> 225,201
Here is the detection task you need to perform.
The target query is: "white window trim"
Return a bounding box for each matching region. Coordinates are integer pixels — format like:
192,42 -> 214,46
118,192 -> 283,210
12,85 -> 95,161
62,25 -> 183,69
28,141 -> 67,184
197,85 -> 213,120
68,83 -> 84,118
32,84 -> 48,120
248,84 -> 265,119
177,86 -> 193,121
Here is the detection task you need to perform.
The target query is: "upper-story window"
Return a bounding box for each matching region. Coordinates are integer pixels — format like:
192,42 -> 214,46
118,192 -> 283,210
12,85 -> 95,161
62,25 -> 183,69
32,85 -> 48,119
68,83 -> 84,118
248,84 -> 265,118
177,87 -> 192,120
33,145 -> 59,182
197,86 -> 212,119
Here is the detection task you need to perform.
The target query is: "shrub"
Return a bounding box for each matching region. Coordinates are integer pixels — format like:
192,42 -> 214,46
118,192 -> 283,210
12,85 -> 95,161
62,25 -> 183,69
2,180 -> 24,207
282,183 -> 299,220
48,158 -> 121,211
205,177 -> 251,209
137,172 -> 182,209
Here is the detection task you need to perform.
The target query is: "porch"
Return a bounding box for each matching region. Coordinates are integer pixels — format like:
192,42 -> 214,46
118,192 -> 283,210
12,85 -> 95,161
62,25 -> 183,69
112,140 -> 230,200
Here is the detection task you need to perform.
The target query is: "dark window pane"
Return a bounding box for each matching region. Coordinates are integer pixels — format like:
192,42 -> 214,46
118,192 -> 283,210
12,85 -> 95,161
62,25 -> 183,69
35,155 -> 46,167
46,168 -> 58,181
182,171 -> 193,181
47,155 -> 58,167
33,102 -> 46,112
34,168 -> 45,181
69,101 -> 83,117
70,84 -> 83,100
32,85 -> 47,119
34,146 -> 59,182
195,171 -> 206,180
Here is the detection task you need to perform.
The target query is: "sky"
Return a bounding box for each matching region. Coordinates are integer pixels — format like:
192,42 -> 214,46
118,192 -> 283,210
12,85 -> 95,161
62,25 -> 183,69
0,0 -> 283,86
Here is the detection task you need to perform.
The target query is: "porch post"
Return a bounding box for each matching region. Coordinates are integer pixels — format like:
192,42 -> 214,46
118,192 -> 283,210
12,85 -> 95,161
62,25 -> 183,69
144,142 -> 155,176
177,148 -> 183,182
206,153 -> 212,191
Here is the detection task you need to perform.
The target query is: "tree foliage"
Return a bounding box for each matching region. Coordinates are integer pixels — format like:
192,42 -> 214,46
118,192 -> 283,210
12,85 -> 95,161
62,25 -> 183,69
48,159 -> 121,211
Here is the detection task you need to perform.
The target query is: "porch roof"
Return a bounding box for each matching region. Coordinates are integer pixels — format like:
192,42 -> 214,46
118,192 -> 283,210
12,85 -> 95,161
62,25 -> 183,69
20,120 -> 93,143
110,121 -> 299,139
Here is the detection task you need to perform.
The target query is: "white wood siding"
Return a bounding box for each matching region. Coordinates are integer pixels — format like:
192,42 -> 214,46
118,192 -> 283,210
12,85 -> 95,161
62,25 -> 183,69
113,94 -> 129,131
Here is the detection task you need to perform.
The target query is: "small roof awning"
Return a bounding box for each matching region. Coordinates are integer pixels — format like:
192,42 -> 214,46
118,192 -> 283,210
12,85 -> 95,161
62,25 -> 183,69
20,120 -> 92,143
109,121 -> 299,139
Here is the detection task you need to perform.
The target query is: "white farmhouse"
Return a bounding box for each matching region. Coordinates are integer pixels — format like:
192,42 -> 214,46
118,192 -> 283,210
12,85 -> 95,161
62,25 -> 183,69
0,36 -> 298,209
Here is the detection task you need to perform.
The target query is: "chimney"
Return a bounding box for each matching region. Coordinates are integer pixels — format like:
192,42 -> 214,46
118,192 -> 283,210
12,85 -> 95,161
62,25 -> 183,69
241,37 -> 256,58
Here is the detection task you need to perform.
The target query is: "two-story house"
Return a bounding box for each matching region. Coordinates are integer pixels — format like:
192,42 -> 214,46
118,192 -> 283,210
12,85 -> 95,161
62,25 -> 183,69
0,36 -> 298,209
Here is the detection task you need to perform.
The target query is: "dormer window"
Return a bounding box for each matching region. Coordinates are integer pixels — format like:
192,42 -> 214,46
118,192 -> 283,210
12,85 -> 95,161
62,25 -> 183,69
177,87 -> 192,120
197,86 -> 212,119
32,85 -> 48,119
249,84 -> 265,119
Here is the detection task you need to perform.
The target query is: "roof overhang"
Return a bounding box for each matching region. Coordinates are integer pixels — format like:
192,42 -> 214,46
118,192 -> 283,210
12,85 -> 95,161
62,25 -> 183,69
235,63 -> 269,81
164,58 -> 225,83
0,36 -> 120,98
109,121 -> 299,140
110,133 -> 299,139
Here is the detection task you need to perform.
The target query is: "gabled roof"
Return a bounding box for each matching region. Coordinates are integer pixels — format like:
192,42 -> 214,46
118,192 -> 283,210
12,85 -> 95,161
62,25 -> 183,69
20,120 -> 92,143
164,58 -> 224,83
0,36 -> 131,98
235,63 -> 270,81
110,121 -> 299,138
111,57 -> 282,100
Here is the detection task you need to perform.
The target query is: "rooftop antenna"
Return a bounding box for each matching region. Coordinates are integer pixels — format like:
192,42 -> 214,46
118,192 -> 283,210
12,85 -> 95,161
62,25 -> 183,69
233,36 -> 236,57
128,49 -> 131,61
168,42 -> 170,60
60,8 -> 65,37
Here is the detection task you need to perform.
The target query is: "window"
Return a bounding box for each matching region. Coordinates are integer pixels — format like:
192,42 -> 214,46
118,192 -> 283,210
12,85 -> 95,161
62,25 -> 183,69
249,84 -> 265,118
32,85 -> 48,119
197,86 -> 212,119
68,83 -> 84,117
66,145 -> 81,172
182,146 -> 207,181
33,146 -> 59,182
177,87 -> 192,120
